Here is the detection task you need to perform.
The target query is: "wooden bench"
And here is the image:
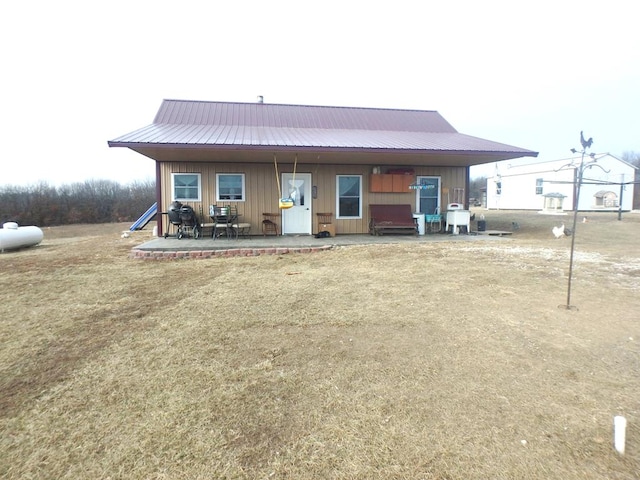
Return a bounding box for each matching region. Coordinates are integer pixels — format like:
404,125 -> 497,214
368,204 -> 418,235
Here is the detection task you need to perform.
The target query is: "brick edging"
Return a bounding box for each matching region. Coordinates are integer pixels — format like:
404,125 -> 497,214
130,245 -> 333,260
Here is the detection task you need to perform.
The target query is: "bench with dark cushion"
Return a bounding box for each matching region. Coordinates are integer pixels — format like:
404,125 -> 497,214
369,204 -> 418,235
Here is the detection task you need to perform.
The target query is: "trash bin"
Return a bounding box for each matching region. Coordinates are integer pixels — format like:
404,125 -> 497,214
413,213 -> 425,235
477,220 -> 486,232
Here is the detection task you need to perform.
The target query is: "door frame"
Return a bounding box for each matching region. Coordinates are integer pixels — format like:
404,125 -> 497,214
281,172 -> 312,234
414,175 -> 442,214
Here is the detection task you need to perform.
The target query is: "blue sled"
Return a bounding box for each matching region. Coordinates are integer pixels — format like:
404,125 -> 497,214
130,202 -> 157,231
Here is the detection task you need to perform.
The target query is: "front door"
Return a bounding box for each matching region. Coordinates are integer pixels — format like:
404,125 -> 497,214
415,176 -> 441,214
282,173 -> 312,234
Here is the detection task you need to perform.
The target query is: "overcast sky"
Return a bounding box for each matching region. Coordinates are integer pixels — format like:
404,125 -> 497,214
1,0 -> 638,187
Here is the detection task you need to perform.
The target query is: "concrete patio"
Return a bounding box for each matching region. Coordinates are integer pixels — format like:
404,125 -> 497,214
130,231 -> 505,259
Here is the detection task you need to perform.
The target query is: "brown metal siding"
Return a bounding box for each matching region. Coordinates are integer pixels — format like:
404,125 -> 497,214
159,162 -> 467,235
160,162 -> 282,236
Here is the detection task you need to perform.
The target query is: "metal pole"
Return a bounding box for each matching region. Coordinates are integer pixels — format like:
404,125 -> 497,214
565,151 -> 585,310
618,173 -> 624,221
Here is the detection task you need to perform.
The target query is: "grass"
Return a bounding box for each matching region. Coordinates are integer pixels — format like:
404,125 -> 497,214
1,211 -> 639,479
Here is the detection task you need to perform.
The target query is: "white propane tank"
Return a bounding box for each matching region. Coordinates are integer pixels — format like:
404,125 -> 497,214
0,223 -> 44,252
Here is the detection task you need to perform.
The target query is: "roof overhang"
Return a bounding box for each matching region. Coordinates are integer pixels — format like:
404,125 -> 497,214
109,143 -> 536,168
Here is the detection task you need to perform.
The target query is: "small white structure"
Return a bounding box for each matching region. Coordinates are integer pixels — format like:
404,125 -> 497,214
486,154 -> 637,212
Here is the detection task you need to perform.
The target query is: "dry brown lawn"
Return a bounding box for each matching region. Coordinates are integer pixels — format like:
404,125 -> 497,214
1,210 -> 639,479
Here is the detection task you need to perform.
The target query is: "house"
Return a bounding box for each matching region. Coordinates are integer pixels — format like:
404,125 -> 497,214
485,154 -> 637,212
108,99 -> 537,235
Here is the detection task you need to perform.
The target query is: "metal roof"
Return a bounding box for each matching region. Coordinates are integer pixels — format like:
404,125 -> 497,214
108,100 -> 538,166
151,100 -> 459,132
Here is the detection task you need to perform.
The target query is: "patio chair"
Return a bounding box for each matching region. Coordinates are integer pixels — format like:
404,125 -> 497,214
231,216 -> 252,238
212,205 -> 236,239
426,207 -> 443,233
262,213 -> 280,236
199,205 -> 215,238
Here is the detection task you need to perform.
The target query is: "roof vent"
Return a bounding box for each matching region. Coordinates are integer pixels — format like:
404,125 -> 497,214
257,95 -> 264,103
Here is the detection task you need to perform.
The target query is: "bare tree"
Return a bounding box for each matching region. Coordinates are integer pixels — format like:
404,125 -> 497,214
0,179 -> 155,226
469,176 -> 487,206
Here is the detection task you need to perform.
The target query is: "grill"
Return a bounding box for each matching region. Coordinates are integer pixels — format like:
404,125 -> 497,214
164,201 -> 201,239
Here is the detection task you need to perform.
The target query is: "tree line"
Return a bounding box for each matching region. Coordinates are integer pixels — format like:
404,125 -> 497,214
0,179 -> 156,227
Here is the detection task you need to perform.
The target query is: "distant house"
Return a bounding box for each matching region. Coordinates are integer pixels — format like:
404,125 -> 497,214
485,154 -> 637,212
108,99 -> 537,235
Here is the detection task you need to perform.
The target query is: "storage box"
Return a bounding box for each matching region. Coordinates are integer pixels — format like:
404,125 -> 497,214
318,223 -> 336,236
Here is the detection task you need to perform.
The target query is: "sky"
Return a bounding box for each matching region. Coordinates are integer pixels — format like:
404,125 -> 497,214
1,0 -> 638,187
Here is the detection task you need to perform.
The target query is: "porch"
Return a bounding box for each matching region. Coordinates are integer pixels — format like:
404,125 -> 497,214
130,231 -> 500,259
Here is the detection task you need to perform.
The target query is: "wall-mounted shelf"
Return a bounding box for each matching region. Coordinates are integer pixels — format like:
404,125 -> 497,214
369,174 -> 414,193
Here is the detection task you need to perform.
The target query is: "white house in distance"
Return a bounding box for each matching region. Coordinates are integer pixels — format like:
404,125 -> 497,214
485,154 -> 636,212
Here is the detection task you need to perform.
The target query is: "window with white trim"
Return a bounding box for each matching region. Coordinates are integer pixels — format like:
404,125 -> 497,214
171,173 -> 201,201
336,175 -> 362,218
216,173 -> 245,201
535,178 -> 544,195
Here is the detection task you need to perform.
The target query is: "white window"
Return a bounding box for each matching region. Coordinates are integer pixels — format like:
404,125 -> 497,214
535,178 -> 544,195
336,175 -> 362,219
216,173 -> 245,201
171,173 -> 201,201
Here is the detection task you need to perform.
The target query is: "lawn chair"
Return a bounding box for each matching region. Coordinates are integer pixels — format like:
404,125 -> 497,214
426,207 -> 443,233
212,205 -> 237,239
